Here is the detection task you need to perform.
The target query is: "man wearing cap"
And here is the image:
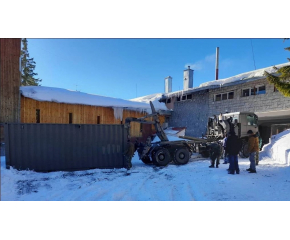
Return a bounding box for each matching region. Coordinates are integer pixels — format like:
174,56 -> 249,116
247,130 -> 259,173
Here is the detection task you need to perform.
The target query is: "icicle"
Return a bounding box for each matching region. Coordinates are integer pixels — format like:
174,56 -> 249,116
113,107 -> 124,121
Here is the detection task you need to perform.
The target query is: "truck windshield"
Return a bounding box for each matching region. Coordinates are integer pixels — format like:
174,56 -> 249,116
247,114 -> 258,126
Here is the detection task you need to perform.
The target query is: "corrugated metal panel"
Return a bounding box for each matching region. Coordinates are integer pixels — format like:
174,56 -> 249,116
4,123 -> 127,172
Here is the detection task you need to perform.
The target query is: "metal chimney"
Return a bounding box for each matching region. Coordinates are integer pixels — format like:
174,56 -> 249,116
215,47 -> 219,80
164,76 -> 172,93
183,66 -> 194,90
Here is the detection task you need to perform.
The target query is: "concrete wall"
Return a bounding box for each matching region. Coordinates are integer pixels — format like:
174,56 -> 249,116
169,90 -> 209,137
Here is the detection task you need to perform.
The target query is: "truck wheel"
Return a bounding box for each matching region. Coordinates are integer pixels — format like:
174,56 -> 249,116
152,148 -> 171,166
239,141 -> 249,158
173,148 -> 190,165
141,156 -> 153,165
201,151 -> 209,158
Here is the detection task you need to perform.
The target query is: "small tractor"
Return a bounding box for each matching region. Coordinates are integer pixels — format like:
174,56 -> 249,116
125,102 -> 196,167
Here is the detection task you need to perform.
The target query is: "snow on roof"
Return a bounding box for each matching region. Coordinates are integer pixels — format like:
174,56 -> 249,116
199,62 -> 290,88
20,86 -> 167,112
161,62 -> 290,99
129,93 -> 168,111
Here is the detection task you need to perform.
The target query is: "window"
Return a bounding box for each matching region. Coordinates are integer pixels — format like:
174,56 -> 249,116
242,89 -> 250,97
257,85 -> 266,94
176,96 -> 181,102
187,94 -> 192,99
247,114 -> 258,126
69,113 -> 73,124
222,93 -> 227,100
182,95 -> 186,101
215,94 -> 221,101
97,116 -> 101,124
251,87 -> 257,96
274,86 -> 279,92
166,98 -> 171,103
243,85 -> 266,97
36,109 -> 40,123
214,91 -> 234,101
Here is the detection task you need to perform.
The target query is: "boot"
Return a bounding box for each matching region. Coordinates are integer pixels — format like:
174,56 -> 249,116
216,164 -> 219,168
246,168 -> 252,171
249,170 -> 257,173
209,165 -> 215,168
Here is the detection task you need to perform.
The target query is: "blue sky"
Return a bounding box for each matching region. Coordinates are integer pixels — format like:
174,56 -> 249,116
28,39 -> 289,99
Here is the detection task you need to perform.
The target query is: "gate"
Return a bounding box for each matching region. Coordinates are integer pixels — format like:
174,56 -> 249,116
4,123 -> 127,172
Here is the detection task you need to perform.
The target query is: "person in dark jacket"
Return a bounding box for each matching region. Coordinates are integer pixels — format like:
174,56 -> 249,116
226,131 -> 242,174
208,142 -> 222,168
124,139 -> 135,170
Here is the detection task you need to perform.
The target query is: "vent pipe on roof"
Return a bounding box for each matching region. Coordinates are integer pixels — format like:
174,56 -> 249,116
215,47 -> 219,80
164,76 -> 172,93
183,66 -> 194,90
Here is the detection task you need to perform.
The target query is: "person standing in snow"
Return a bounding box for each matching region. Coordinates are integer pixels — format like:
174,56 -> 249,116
222,134 -> 229,164
208,142 -> 222,168
255,132 -> 262,165
246,130 -> 259,173
226,131 -> 242,174
124,139 -> 135,170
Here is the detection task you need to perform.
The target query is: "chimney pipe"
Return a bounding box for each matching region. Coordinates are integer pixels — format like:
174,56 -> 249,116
215,47 -> 219,80
164,76 -> 172,93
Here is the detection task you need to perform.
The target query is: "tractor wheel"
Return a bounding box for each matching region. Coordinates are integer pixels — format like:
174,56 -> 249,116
201,150 -> 209,158
239,140 -> 249,158
173,148 -> 190,165
141,156 -> 153,165
152,148 -> 171,167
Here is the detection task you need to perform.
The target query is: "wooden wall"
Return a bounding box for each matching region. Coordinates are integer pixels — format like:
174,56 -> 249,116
0,38 -> 21,124
21,96 -> 166,139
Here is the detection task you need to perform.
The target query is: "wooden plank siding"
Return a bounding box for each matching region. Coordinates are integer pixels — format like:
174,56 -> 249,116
0,38 -> 21,142
0,38 -> 21,124
21,96 -> 166,138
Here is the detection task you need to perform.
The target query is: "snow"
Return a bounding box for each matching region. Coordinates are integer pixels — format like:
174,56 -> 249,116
130,93 -> 168,111
260,129 -> 290,165
199,62 -> 290,88
20,86 -> 167,113
113,107 -> 124,121
1,130 -> 290,201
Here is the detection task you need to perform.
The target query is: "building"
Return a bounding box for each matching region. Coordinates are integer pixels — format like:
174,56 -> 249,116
20,86 -> 170,141
159,62 -> 290,144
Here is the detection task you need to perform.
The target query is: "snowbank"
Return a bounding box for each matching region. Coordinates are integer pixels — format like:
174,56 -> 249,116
130,93 -> 168,111
260,129 -> 290,165
20,86 -> 167,114
199,62 -> 290,88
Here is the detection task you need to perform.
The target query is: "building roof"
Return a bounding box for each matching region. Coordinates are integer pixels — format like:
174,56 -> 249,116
160,62 -> 290,100
20,86 -> 168,113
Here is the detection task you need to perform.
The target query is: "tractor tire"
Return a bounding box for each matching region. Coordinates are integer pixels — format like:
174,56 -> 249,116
141,156 -> 153,165
173,147 -> 190,165
152,148 -> 171,167
239,140 -> 249,158
201,150 -> 209,158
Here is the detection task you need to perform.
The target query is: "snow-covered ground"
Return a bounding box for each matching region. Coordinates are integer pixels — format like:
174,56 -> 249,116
1,131 -> 290,201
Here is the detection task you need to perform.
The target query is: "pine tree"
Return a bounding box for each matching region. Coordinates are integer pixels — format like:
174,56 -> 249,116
264,39 -> 290,97
21,38 -> 42,86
